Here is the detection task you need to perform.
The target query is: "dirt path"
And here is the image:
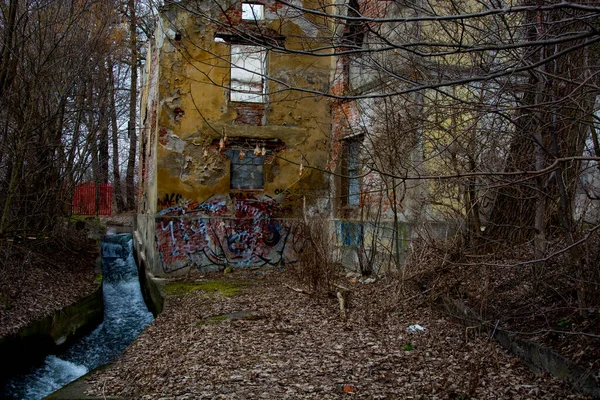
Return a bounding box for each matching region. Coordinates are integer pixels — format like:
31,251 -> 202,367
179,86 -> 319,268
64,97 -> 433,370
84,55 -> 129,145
85,271 -> 580,399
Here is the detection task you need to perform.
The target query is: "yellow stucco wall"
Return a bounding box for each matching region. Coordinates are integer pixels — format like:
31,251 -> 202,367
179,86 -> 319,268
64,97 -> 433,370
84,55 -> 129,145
138,0 -> 336,275
153,1 -> 333,212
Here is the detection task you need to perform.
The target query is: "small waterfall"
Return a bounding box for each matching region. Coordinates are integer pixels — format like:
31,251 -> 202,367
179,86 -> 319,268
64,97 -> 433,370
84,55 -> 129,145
101,241 -> 124,259
2,233 -> 154,400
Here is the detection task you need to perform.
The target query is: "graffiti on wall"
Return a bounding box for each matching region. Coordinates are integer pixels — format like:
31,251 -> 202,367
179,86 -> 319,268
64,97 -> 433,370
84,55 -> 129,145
155,194 -> 302,272
336,220 -> 362,247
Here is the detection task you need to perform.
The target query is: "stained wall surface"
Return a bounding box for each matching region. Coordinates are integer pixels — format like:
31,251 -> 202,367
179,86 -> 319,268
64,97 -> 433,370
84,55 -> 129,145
137,0 -> 335,275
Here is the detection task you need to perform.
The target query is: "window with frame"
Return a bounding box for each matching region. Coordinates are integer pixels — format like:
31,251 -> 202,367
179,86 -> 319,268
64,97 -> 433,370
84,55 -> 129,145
242,3 -> 264,20
226,149 -> 265,190
343,138 -> 362,206
230,45 -> 266,103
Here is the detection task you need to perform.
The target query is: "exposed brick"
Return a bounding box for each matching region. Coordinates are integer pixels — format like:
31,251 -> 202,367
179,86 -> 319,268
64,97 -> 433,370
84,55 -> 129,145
233,103 -> 264,125
159,127 -> 169,145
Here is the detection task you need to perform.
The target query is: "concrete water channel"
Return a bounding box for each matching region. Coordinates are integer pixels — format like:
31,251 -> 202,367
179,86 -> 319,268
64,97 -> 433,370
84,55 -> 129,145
1,233 -> 154,400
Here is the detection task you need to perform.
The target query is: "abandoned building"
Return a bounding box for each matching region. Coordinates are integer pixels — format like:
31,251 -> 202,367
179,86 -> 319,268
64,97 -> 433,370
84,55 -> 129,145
133,0 -> 464,277
134,0 -> 344,276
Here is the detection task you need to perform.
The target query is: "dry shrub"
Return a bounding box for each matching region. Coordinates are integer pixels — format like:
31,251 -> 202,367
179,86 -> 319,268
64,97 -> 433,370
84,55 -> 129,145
398,229 -> 600,324
398,235 -> 466,300
291,218 -> 341,294
580,233 -> 600,307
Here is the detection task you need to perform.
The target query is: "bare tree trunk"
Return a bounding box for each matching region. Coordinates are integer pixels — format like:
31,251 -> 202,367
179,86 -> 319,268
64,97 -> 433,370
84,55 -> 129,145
125,0 -> 138,211
487,3 -> 593,246
67,84 -> 86,183
0,148 -> 23,235
0,0 -> 19,98
390,177 -> 403,268
99,67 -> 110,184
109,61 -> 125,212
533,18 -> 547,287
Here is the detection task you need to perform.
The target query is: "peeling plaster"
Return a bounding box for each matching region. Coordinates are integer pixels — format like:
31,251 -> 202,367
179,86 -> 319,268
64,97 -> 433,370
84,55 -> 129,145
163,95 -> 181,109
160,131 -> 186,154
138,0 -> 334,275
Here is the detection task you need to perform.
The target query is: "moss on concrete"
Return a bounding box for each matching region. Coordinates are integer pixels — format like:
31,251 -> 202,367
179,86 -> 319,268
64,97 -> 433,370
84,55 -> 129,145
197,315 -> 229,326
163,279 -> 249,297
70,215 -> 105,231
196,310 -> 261,326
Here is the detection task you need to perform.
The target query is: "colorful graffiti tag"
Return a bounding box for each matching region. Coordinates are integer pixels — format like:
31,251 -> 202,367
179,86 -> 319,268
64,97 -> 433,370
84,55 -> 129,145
155,194 -> 302,272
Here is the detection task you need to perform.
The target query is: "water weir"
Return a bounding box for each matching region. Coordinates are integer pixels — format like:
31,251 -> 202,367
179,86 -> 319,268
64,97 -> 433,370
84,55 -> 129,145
2,233 -> 154,399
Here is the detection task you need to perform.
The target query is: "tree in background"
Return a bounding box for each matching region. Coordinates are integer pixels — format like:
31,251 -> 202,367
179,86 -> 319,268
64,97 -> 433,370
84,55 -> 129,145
0,0 -> 127,234
125,0 -> 139,211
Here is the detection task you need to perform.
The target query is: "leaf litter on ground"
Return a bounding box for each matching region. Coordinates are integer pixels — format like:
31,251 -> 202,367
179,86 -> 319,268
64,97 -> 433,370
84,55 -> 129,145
85,269 -> 584,399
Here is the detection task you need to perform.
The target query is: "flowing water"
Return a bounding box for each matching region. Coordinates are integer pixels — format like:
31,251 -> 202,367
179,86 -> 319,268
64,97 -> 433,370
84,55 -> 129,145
2,233 -> 154,399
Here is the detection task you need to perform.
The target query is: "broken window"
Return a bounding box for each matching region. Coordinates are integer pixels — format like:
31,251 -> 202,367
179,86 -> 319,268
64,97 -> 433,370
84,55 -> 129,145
226,149 -> 265,190
342,0 -> 365,47
230,45 -> 266,103
242,3 -> 264,20
343,138 -> 362,206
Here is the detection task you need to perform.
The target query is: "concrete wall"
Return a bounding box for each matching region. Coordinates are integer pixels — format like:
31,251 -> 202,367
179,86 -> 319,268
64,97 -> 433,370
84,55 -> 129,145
332,219 -> 454,274
137,0 -> 335,275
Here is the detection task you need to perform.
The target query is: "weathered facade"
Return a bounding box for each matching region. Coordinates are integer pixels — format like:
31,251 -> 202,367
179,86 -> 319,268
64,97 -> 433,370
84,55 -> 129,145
134,0 -> 474,278
135,0 -> 336,276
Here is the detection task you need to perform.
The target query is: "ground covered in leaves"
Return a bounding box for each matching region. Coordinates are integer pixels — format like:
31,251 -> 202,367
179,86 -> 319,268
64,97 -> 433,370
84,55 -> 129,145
407,237 -> 600,379
0,232 -> 99,338
86,271 -> 581,399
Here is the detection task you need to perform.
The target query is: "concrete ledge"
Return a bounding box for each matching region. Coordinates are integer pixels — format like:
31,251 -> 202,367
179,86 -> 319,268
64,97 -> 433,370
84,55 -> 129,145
439,296 -> 600,398
133,230 -> 164,317
0,283 -> 103,379
44,364 -> 121,400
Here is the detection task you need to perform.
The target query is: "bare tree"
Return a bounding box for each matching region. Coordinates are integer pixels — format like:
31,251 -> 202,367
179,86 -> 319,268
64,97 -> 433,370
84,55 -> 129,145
125,0 -> 139,211
0,0 -> 126,235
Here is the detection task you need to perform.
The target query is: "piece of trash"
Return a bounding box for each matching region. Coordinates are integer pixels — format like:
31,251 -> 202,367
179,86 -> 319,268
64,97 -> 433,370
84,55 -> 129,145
407,324 -> 425,334
337,383 -> 356,393
360,277 -> 376,284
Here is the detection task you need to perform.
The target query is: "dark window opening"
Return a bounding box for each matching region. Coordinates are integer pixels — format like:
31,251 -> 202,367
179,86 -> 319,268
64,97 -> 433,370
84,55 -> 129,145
226,149 -> 265,190
342,0 -> 365,47
215,138 -> 285,191
342,137 -> 362,206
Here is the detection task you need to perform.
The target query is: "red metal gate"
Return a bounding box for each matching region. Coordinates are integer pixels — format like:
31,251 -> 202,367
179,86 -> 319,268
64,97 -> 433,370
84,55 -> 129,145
72,182 -> 113,216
